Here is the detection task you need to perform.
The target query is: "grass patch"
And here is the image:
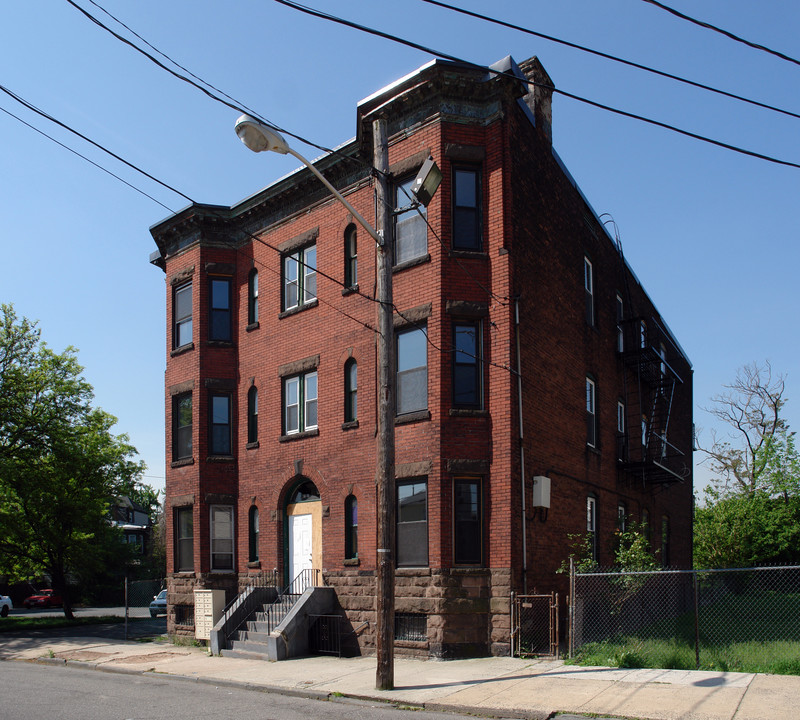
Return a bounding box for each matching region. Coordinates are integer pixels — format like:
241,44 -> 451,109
570,588 -> 800,675
0,615 -> 129,634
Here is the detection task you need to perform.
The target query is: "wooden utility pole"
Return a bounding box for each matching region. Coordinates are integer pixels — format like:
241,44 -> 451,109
373,117 -> 396,691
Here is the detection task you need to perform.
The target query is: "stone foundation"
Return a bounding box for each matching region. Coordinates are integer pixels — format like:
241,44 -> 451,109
323,567 -> 512,658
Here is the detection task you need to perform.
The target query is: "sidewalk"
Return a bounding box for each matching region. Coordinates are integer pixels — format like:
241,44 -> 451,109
2,632 -> 799,720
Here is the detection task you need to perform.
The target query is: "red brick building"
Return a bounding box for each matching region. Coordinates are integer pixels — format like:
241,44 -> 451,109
150,55 -> 693,658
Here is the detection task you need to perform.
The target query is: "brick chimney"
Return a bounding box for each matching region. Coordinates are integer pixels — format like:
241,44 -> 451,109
519,56 -> 554,145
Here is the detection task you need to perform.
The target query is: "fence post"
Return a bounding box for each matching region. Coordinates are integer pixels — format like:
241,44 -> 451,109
569,557 -> 575,659
509,591 -> 515,657
124,576 -> 129,641
693,570 -> 700,670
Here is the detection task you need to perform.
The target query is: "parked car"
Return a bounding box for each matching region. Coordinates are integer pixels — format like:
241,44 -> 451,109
0,595 -> 11,617
149,589 -> 167,617
23,589 -> 62,609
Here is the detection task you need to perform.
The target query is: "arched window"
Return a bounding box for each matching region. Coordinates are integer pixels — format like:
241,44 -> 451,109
248,269 -> 259,325
344,224 -> 357,288
247,386 -> 258,444
290,480 -> 320,504
345,494 -> 358,560
344,358 -> 357,422
248,506 -> 259,562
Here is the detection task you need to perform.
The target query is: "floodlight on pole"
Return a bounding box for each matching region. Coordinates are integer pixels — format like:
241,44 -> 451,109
234,114 -> 383,246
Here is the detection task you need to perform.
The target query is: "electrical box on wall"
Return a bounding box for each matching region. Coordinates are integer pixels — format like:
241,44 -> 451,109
532,475 -> 551,508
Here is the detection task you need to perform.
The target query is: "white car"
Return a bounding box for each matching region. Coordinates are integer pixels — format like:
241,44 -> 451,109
0,595 -> 12,617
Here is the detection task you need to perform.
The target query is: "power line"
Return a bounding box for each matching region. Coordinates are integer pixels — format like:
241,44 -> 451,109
272,0 -> 800,171
419,0 -> 800,122
65,0 -> 373,174
0,103 -> 174,213
639,0 -> 800,68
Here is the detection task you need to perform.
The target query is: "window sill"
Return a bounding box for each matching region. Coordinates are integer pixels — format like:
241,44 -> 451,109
247,561 -> 261,569
395,410 -> 431,426
394,639 -> 429,649
207,340 -> 234,348
279,428 -> 320,443
341,420 -> 359,431
279,299 -> 318,319
449,408 -> 488,418
246,441 -> 260,450
170,457 -> 195,468
393,254 -> 431,273
342,284 -> 359,297
586,444 -> 601,457
174,571 -> 196,577
210,569 -> 236,574
171,342 -> 194,358
206,455 -> 235,463
246,321 -> 260,332
450,249 -> 487,258
343,558 -> 360,567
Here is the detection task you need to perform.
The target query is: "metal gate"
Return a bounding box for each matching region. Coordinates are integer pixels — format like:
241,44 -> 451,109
511,592 -> 559,658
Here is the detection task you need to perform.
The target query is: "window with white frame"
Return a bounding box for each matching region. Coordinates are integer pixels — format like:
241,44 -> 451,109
617,400 -> 626,461
586,376 -> 597,448
616,294 -> 624,352
248,269 -> 259,325
584,257 -> 594,327
210,505 -> 234,571
284,371 -> 318,434
617,501 -> 627,532
283,245 -> 317,311
344,359 -> 357,423
173,281 -> 192,348
394,176 -> 427,265
396,326 -> 427,415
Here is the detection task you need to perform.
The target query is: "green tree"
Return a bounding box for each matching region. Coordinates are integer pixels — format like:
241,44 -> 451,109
695,362 -> 800,568
0,305 -> 146,618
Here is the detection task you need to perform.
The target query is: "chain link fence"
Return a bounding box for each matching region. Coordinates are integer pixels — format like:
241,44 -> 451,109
125,578 -> 164,619
570,565 -> 800,673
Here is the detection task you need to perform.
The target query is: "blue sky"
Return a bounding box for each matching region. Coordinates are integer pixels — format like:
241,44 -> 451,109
2,0 -> 798,495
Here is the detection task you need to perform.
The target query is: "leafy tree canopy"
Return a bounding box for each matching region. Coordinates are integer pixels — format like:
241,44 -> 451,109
0,304 -> 148,617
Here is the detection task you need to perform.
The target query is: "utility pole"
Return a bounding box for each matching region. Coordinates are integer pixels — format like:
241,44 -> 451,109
373,117 -> 396,691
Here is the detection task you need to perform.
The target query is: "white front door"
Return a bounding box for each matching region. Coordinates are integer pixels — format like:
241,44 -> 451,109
289,513 -> 313,591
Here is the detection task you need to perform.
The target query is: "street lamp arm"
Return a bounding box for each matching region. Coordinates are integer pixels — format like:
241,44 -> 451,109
284,147 -> 383,246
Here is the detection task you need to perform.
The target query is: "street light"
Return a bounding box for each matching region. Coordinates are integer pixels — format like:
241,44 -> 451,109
234,114 -> 396,690
235,115 -> 383,246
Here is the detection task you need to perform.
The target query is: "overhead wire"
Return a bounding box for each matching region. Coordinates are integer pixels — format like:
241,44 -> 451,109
419,0 -> 800,121
638,0 -> 800,68
271,0 -> 800,171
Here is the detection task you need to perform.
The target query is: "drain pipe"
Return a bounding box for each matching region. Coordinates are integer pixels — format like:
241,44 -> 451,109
515,298 -> 527,594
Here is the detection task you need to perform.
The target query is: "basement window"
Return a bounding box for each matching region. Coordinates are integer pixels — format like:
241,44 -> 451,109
394,612 -> 427,642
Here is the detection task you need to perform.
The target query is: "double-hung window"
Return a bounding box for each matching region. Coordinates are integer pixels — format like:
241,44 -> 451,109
173,282 -> 192,348
209,277 -> 232,341
174,506 -> 193,572
616,294 -> 624,352
283,245 -> 317,311
344,359 -> 357,423
248,270 -> 259,325
394,176 -> 427,265
454,478 -> 481,565
284,371 -> 318,434
248,506 -> 259,562
453,321 -> 482,408
209,393 -> 231,455
586,495 -> 598,562
452,167 -> 481,250
247,386 -> 258,444
397,479 -> 428,567
173,393 -> 192,460
210,505 -> 234,571
584,257 -> 594,327
616,400 -> 626,461
586,377 -> 597,448
345,494 -> 358,560
396,326 -> 427,415
344,225 -> 357,288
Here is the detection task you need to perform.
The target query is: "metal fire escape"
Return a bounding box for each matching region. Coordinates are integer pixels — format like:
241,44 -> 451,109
617,316 -> 688,487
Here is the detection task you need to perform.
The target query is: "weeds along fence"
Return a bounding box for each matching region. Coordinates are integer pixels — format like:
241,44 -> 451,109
569,564 -> 800,672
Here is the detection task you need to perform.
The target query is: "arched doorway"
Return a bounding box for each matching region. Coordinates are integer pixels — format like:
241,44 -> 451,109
284,478 -> 322,591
